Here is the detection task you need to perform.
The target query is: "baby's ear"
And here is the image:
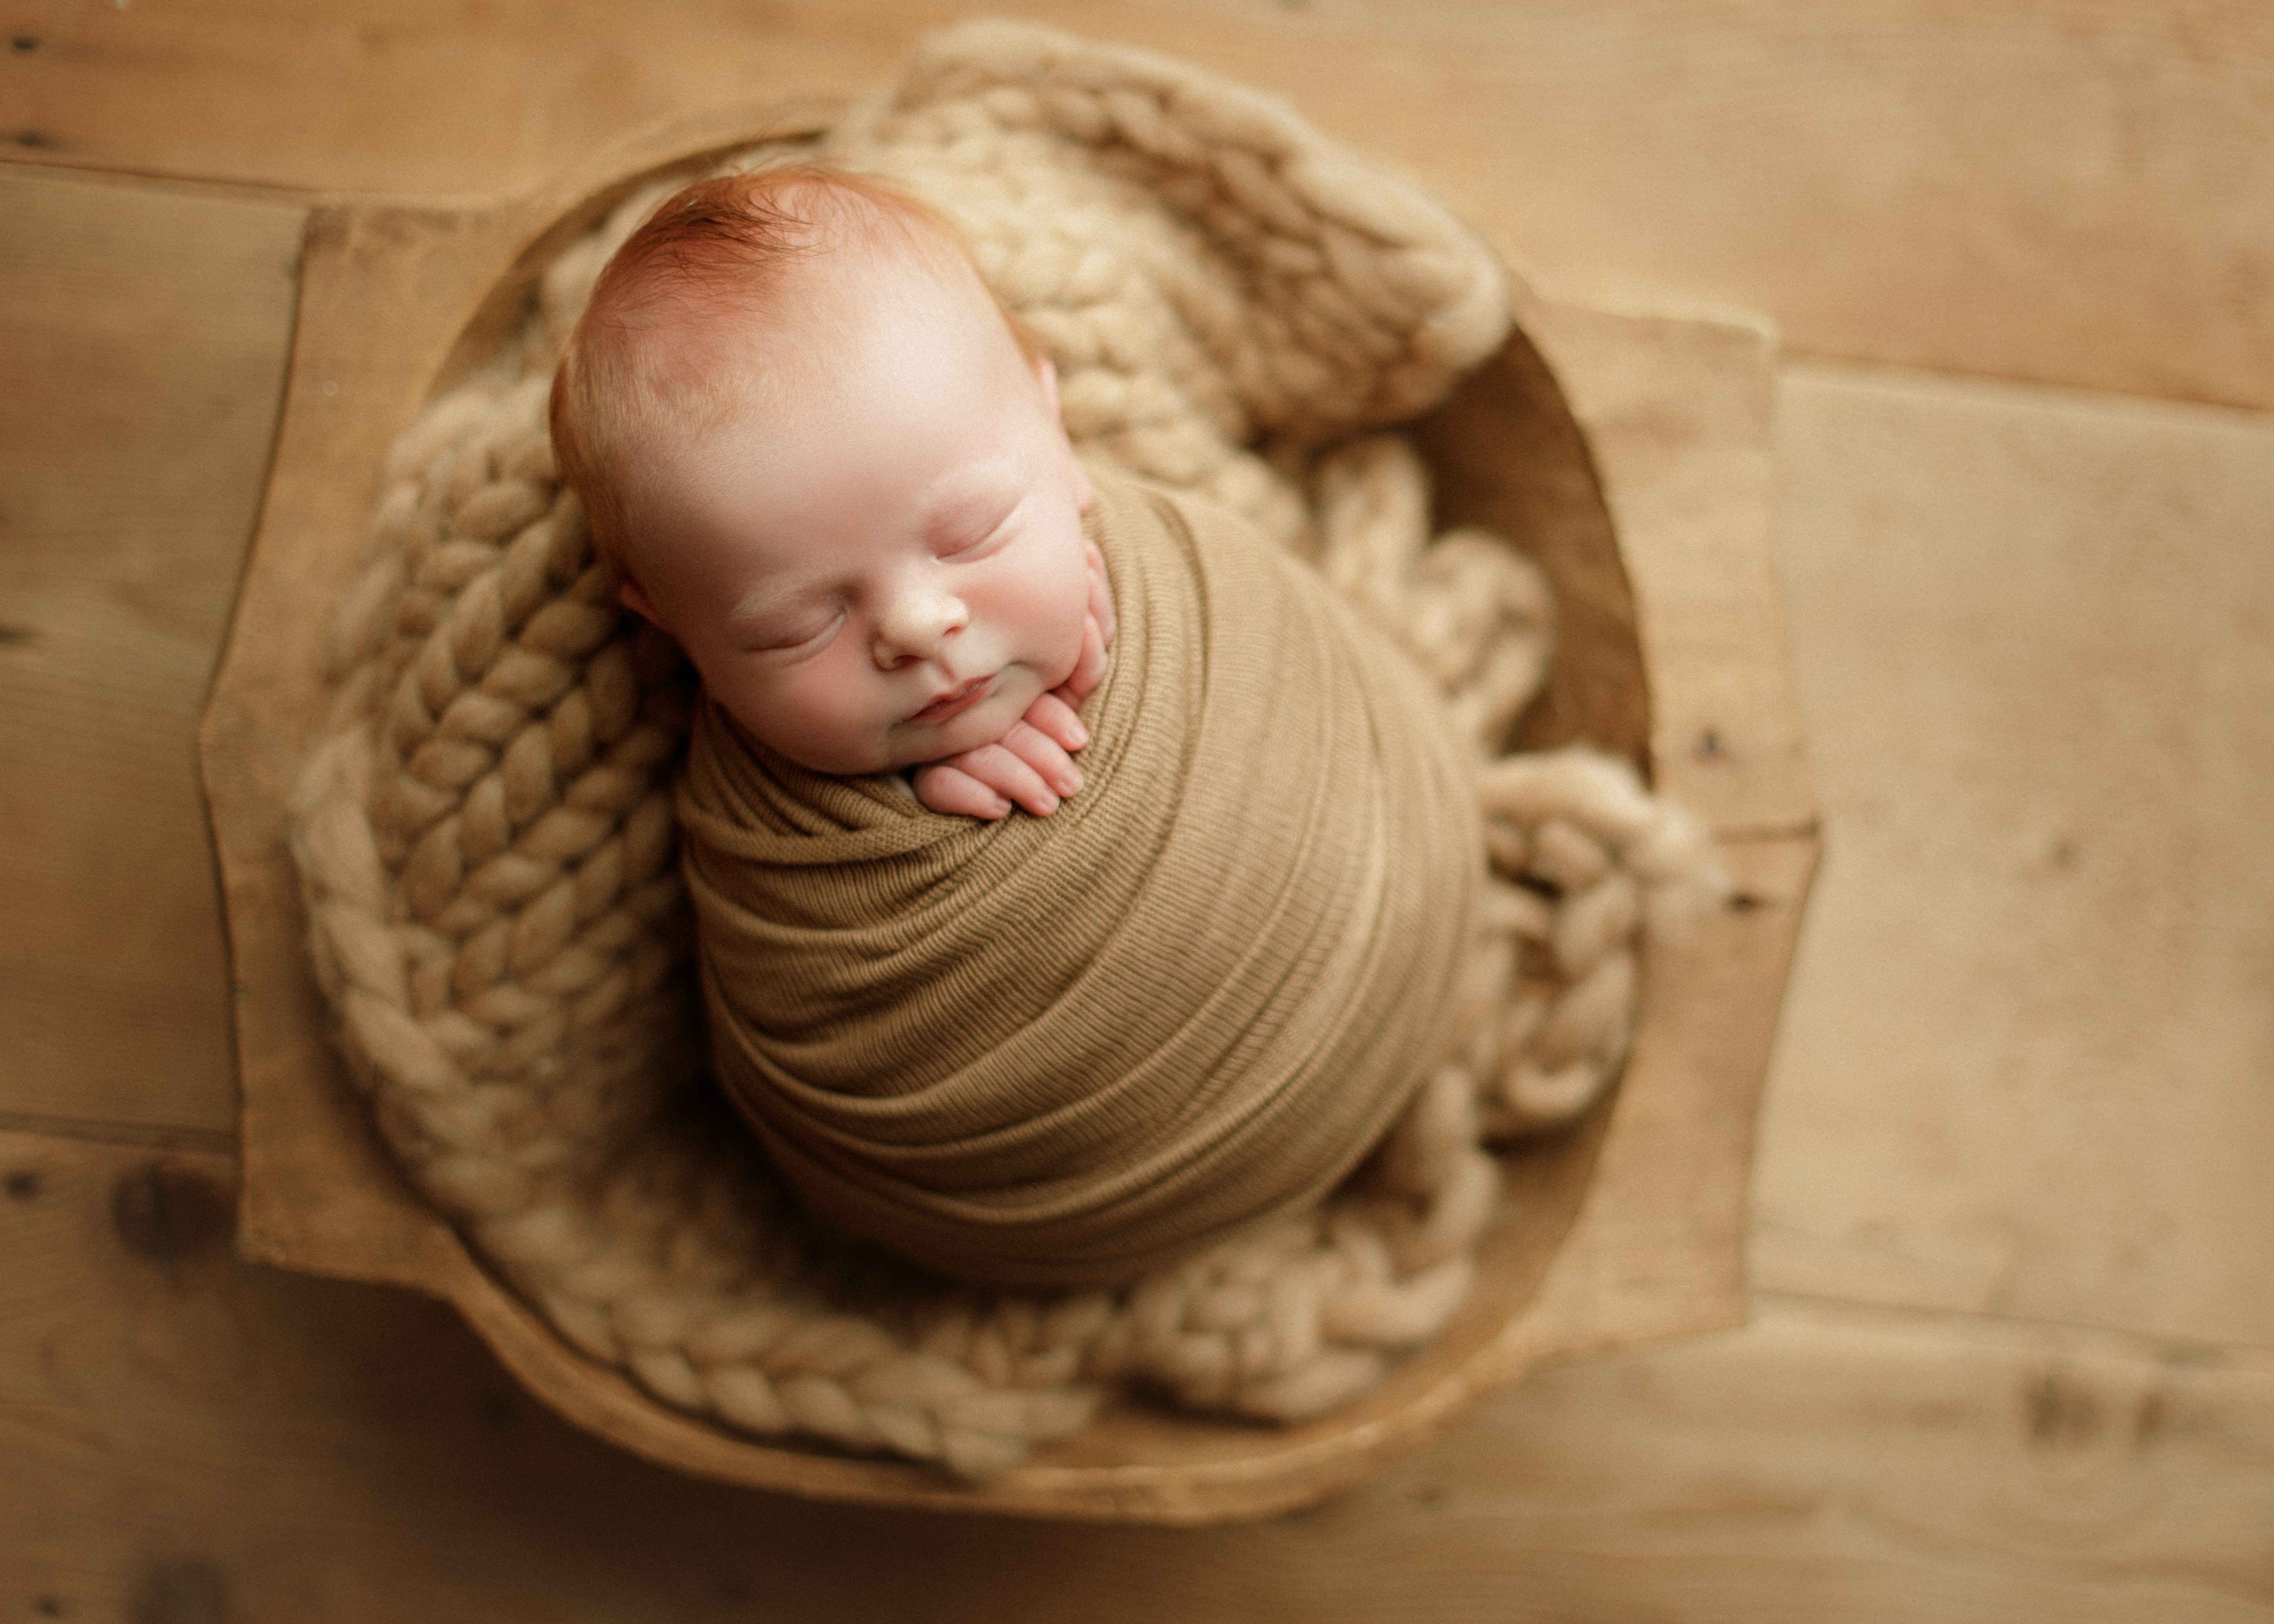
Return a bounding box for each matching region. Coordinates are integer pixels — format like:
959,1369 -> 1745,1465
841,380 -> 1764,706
1032,353 -> 1059,411
1033,355 -> 1095,513
619,578 -> 661,625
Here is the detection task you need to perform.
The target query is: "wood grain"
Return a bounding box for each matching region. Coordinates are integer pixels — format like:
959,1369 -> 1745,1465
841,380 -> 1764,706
1523,299 -> 1813,836
6,0 -> 2273,410
5,1134 -> 2267,1619
1756,360 -> 2274,1352
0,166 -> 301,1136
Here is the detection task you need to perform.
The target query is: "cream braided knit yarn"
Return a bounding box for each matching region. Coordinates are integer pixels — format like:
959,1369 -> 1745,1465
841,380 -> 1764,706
290,19 -> 1722,1479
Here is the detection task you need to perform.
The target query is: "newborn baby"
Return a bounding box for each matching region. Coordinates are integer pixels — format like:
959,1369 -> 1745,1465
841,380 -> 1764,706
552,165 -> 1115,822
551,164 -> 1485,1288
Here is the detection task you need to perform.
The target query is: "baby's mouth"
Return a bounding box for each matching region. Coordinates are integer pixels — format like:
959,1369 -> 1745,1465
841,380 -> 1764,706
908,674 -> 995,727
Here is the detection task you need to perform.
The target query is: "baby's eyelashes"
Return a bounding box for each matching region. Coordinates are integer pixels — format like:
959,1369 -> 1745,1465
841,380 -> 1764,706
735,606 -> 843,656
930,493 -> 1022,560
937,523 -> 1007,560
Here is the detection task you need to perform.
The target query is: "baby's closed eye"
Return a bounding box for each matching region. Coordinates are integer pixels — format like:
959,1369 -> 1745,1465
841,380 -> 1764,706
928,488 -> 1023,561
738,605 -> 845,656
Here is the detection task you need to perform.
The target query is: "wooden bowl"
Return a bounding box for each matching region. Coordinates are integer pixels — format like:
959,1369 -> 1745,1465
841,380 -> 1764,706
200,100 -> 1817,1525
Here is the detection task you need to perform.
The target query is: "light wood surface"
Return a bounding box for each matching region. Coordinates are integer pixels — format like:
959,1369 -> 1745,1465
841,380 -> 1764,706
0,166 -> 299,1141
1757,363 -> 2274,1352
7,1133 -> 2269,1620
4,1 -> 2272,1612
7,0 -> 2272,411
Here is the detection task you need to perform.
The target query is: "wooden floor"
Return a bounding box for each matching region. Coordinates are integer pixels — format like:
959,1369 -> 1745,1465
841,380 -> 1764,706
4,2 -> 2271,1617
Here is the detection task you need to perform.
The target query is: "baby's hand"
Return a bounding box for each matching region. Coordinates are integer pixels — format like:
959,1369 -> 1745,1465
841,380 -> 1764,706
1054,537 -> 1116,706
914,541 -> 1116,820
912,698 -> 1089,818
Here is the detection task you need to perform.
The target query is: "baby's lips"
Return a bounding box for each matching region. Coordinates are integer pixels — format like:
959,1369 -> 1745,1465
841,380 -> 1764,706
908,673 -> 993,727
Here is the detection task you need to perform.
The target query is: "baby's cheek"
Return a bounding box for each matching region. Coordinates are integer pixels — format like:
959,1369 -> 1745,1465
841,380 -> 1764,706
712,683 -> 781,750
709,664 -> 852,772
791,671 -> 893,769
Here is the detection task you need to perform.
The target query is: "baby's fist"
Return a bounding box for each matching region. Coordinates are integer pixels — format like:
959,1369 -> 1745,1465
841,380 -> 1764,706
913,714 -> 1086,820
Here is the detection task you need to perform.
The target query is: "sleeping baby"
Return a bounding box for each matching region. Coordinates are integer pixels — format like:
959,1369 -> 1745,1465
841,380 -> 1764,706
551,167 -> 1114,824
550,164 -> 1487,1289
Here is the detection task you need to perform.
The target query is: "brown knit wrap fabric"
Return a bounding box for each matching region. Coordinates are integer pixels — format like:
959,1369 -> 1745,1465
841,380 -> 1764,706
679,472 -> 1485,1287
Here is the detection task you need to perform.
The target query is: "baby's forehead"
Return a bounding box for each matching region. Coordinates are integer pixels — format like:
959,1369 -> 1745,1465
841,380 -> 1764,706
605,225 -> 1047,541
655,241 -> 1001,392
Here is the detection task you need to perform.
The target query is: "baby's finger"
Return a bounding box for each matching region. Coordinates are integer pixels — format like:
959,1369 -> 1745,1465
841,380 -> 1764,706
1020,690 -> 1089,754
911,762 -> 1012,820
998,720 -> 1081,799
1086,539 -> 1117,644
1060,612 -> 1108,701
959,742 -> 1061,817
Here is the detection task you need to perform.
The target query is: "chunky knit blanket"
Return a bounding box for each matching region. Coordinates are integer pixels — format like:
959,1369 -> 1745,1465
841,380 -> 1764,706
290,18 -> 1719,1478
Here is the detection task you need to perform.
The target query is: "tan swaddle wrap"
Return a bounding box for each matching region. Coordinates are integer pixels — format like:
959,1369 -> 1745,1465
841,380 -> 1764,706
679,472 -> 1485,1287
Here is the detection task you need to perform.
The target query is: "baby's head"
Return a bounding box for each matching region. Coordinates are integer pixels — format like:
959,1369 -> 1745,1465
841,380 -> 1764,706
552,165 -> 1095,776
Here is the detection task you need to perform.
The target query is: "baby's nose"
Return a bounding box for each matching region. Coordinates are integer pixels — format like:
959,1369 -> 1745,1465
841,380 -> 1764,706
873,583 -> 970,667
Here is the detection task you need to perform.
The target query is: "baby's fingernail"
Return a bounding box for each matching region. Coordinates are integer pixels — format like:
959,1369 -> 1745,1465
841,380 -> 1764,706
1066,720 -> 1090,748
1035,792 -> 1060,815
1059,767 -> 1083,795
988,797 -> 1011,818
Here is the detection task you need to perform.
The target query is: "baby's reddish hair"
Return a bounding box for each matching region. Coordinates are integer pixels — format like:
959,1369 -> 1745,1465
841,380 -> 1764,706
550,163 -> 1034,567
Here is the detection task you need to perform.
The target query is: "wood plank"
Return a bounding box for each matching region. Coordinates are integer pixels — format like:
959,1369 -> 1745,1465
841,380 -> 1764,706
6,0 -> 2273,411
1523,299 -> 1813,835
5,1132 -> 2268,1619
0,167 -> 301,1135
1755,360 -> 2274,1351
1367,1297 -> 2274,1624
